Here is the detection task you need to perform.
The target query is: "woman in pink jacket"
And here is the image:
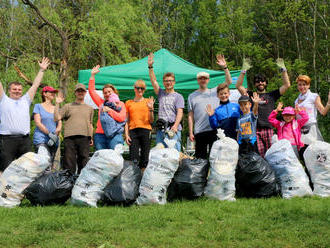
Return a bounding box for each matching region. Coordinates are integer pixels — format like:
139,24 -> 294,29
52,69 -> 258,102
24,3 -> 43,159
268,102 -> 309,159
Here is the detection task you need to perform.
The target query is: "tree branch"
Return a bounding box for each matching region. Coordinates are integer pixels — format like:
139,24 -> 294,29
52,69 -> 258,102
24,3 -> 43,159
0,51 -> 17,61
21,0 -> 66,40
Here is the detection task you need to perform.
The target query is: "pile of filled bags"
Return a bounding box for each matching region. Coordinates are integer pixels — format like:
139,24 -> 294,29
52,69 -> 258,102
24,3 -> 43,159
0,130 -> 329,208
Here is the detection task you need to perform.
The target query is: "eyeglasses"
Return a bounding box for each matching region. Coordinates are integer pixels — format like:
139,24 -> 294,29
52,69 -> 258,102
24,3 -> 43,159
135,86 -> 145,91
163,80 -> 175,83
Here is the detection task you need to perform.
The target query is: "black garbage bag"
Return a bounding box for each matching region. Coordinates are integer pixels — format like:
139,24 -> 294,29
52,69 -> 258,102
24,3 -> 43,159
24,170 -> 77,205
235,152 -> 279,198
102,161 -> 142,206
167,158 -> 209,201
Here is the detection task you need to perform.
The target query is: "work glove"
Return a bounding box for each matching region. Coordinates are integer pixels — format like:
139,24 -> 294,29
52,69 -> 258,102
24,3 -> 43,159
47,132 -> 58,147
276,58 -> 286,71
241,58 -> 252,71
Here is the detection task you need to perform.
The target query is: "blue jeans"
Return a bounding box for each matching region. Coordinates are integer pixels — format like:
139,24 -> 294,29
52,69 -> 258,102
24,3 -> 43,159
94,133 -> 124,150
156,130 -> 181,152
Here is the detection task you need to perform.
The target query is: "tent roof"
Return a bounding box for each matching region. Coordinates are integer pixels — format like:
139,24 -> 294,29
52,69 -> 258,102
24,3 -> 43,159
78,48 -> 247,101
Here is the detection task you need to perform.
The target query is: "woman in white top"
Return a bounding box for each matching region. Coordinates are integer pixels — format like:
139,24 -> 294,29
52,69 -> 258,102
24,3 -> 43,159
294,75 -> 330,145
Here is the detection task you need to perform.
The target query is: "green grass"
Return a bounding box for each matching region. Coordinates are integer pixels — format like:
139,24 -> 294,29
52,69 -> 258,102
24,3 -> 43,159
0,197 -> 329,248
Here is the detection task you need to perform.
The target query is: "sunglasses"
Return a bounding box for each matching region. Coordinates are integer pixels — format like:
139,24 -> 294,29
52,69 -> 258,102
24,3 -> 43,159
135,86 -> 145,91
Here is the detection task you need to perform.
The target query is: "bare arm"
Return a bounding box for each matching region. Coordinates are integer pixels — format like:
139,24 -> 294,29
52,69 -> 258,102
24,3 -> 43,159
315,92 -> 330,116
252,92 -> 260,116
54,92 -> 64,122
171,108 -> 183,132
276,58 -> 291,95
188,111 -> 195,141
34,113 -> 50,134
55,120 -> 62,136
148,53 -> 160,95
147,96 -> 155,124
236,58 -> 251,96
216,54 -> 232,86
28,57 -> 50,100
0,81 -> 4,99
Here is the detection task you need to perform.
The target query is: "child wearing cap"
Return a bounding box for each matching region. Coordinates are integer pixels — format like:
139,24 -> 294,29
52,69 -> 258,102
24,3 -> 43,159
236,93 -> 260,154
268,102 -> 309,158
103,93 -> 122,112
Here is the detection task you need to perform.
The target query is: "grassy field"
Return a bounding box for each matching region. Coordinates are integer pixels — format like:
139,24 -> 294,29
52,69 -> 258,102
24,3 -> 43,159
0,197 -> 329,248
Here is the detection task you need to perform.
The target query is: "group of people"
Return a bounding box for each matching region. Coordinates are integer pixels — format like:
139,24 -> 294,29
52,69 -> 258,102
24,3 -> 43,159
0,54 -> 329,175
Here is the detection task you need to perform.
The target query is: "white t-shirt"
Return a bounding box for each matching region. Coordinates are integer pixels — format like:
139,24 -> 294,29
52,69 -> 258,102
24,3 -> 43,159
295,91 -> 318,125
0,93 -> 31,135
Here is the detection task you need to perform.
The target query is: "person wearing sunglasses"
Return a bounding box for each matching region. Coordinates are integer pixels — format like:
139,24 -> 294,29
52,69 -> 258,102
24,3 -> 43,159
235,58 -> 291,157
125,80 -> 154,171
88,65 -> 126,151
148,53 -> 184,151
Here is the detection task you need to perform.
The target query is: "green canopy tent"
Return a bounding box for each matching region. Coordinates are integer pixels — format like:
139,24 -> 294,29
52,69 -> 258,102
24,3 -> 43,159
78,48 -> 247,106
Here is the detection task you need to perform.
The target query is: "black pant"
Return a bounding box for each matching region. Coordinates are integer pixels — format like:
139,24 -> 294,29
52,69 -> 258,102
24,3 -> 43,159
63,136 -> 90,174
129,128 -> 151,169
0,134 -> 31,171
194,130 -> 218,159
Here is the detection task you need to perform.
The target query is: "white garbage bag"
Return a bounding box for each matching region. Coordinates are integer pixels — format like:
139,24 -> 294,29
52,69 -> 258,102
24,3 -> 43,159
265,139 -> 312,198
204,129 -> 238,201
136,138 -> 180,205
0,152 -> 50,208
303,141 -> 330,197
71,148 -> 124,207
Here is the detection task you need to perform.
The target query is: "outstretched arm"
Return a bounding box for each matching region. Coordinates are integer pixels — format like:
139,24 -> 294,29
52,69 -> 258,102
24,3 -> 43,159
315,92 -> 330,116
216,54 -> 232,86
268,102 -> 283,127
88,65 -> 104,107
148,53 -> 160,95
276,59 -> 291,95
236,58 -> 251,96
28,57 -> 50,101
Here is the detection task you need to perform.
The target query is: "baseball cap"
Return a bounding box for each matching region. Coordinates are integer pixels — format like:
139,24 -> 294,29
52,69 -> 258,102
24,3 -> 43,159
238,95 -> 251,103
282,107 -> 295,115
42,86 -> 58,93
75,83 -> 87,92
197,72 -> 210,79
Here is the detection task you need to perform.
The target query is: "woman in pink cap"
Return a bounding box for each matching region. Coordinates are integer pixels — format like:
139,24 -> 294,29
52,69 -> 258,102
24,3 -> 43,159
268,102 -> 309,159
33,86 -> 62,162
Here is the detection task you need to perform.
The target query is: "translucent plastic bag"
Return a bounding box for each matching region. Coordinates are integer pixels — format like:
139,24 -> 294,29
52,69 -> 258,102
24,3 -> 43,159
24,170 -> 78,206
304,141 -> 330,197
204,129 -> 238,201
102,160 -> 142,206
0,152 -> 50,208
136,139 -> 180,205
265,139 -> 312,198
167,158 -> 209,201
71,146 -> 124,207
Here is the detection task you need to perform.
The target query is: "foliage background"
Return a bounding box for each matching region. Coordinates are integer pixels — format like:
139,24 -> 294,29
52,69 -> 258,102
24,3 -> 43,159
0,0 -> 329,141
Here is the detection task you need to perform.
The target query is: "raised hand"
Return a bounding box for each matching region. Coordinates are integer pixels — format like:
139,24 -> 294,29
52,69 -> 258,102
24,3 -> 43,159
91,65 -> 100,76
295,104 -> 302,114
205,104 -> 215,116
276,102 -> 284,112
55,91 -> 64,104
241,58 -> 252,71
147,96 -> 155,110
216,54 -> 227,69
251,92 -> 260,104
39,57 -> 50,71
148,53 -> 154,67
276,58 -> 286,70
